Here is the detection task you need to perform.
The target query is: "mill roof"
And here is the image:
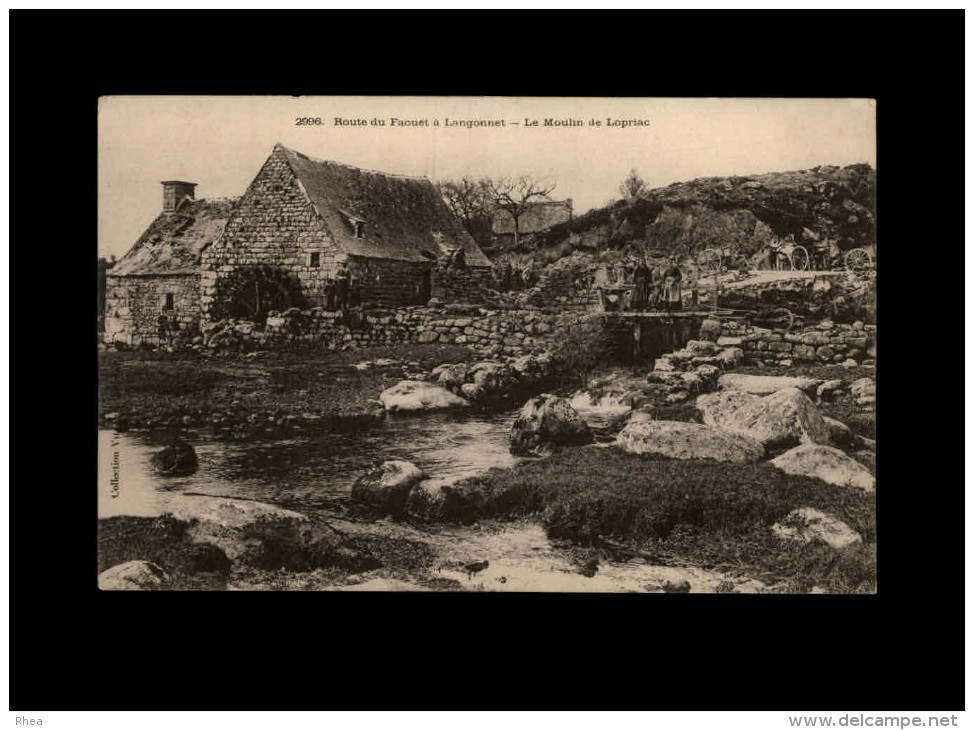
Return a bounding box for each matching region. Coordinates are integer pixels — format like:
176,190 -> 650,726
278,144 -> 492,267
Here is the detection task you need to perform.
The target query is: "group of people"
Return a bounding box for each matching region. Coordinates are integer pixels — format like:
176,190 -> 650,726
493,261 -> 540,292
626,256 -> 684,312
322,261 -> 355,312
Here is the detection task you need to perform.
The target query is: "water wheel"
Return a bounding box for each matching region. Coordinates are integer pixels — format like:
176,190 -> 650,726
845,247 -> 872,271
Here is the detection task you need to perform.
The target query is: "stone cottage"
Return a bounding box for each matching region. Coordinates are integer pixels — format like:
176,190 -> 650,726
103,185 -> 236,346
104,144 -> 493,345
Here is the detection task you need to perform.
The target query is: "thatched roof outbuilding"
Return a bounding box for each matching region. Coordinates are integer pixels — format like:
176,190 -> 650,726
110,197 -> 237,276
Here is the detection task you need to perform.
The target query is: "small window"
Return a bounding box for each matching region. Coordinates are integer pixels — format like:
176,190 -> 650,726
310,253 -> 321,268
164,293 -> 175,311
355,222 -> 364,238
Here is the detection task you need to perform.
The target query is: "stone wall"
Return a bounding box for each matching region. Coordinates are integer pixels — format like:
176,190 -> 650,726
714,319 -> 877,367
202,305 -> 582,360
716,271 -> 877,324
430,260 -> 494,304
104,274 -> 200,346
349,256 -> 432,308
516,258 -> 602,311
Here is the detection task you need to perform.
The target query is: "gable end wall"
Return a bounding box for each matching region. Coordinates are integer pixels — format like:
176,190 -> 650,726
200,146 -> 343,316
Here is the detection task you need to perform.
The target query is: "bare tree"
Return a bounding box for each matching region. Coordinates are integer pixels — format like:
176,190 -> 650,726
488,176 -> 557,248
619,168 -> 647,202
440,177 -> 490,226
438,177 -> 494,248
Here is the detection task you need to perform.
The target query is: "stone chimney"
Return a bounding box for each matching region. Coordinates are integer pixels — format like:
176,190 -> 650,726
161,181 -> 197,213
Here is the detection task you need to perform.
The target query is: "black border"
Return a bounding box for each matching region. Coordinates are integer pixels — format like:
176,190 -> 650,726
9,9 -> 964,712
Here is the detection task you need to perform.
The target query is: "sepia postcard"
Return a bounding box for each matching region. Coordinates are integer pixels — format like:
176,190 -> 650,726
97,96 -> 877,593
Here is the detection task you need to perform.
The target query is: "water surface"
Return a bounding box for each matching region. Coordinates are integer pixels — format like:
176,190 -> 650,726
98,410 -> 519,518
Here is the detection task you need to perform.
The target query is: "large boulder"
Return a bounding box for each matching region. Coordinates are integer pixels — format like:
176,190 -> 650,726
772,507 -> 863,549
430,362 -> 469,391
166,494 -> 310,565
823,416 -> 854,448
469,361 -> 520,400
653,357 -> 678,372
697,387 -> 831,448
816,379 -> 845,402
718,373 -> 822,396
98,560 -> 169,591
509,395 -> 593,456
509,354 -> 550,383
351,460 -> 427,517
714,347 -> 744,368
379,380 -> 471,413
616,420 -> 764,463
403,480 -> 494,524
685,339 -> 718,356
770,444 -> 876,492
694,364 -> 722,391
149,440 -> 198,476
404,481 -> 450,522
699,318 -> 723,342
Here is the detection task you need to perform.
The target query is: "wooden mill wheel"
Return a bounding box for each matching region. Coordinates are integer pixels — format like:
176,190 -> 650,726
845,247 -> 872,271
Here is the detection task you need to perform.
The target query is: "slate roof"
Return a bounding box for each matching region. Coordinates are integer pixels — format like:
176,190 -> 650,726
279,145 -> 492,267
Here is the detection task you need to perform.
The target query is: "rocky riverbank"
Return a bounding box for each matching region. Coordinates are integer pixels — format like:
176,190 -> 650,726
98,344 -> 566,435
99,314 -> 877,593
99,356 -> 876,593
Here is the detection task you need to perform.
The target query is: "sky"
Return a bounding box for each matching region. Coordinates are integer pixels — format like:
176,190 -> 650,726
98,96 -> 876,259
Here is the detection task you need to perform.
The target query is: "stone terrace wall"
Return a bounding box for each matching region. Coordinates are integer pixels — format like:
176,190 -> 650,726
517,261 -> 601,311
430,261 -> 494,304
202,305 -> 583,359
717,271 -> 877,323
715,319 -> 877,368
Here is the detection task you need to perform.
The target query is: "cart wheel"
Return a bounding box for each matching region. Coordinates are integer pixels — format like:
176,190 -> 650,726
790,245 -> 810,271
845,248 -> 872,271
699,248 -> 722,271
767,307 -> 795,332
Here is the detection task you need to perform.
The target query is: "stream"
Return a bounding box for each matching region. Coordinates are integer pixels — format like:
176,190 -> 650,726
98,409 -> 520,518
98,373 -> 766,592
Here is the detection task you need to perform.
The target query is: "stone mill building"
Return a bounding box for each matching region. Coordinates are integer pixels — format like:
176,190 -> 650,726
104,143 -> 493,345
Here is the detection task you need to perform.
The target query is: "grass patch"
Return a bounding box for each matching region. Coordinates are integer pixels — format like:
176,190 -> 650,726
98,515 -> 231,590
437,446 -> 876,591
99,344 -> 479,427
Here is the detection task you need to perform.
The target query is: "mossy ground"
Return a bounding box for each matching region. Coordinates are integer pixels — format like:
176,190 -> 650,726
98,344 -> 477,429
97,515 -> 231,590
440,446 -> 876,592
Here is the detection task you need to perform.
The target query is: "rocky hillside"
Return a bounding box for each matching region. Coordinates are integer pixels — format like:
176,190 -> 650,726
505,164 -> 875,267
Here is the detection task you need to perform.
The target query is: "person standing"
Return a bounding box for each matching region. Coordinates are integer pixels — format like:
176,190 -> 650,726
662,256 -> 683,313
334,261 -> 351,311
324,277 -> 336,311
632,258 -> 651,311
